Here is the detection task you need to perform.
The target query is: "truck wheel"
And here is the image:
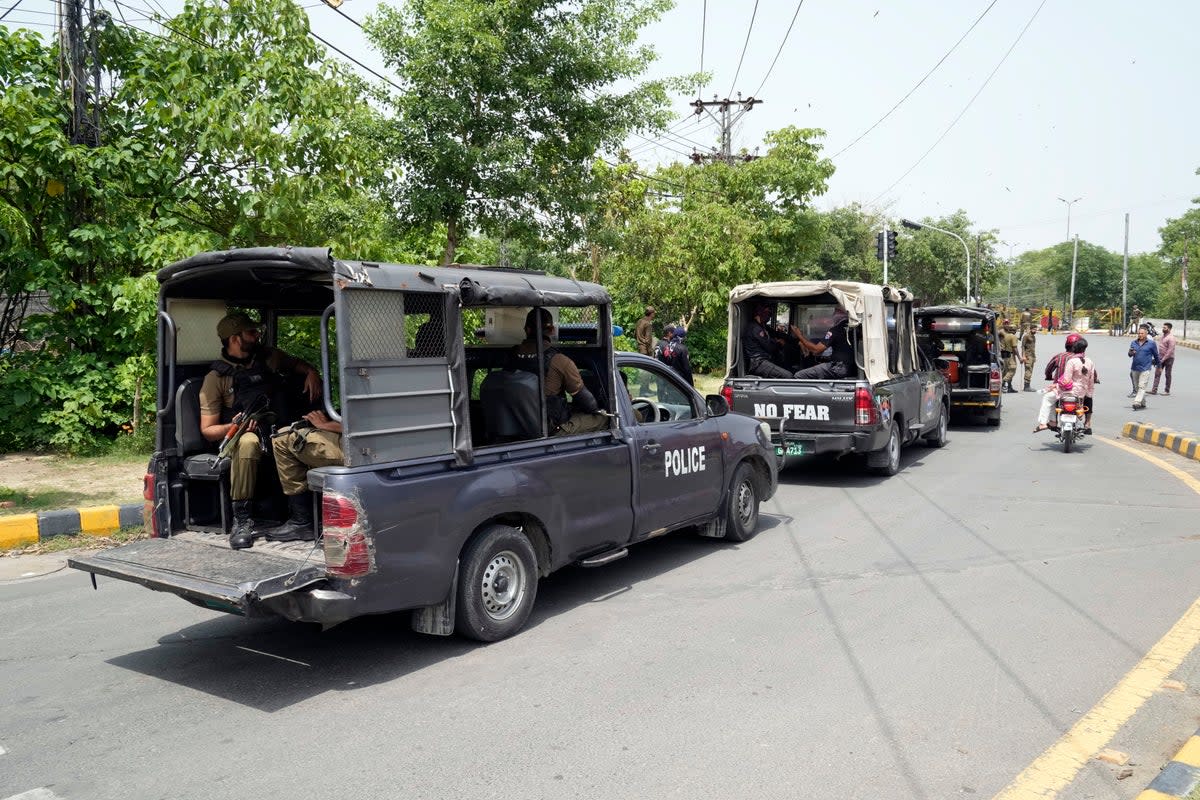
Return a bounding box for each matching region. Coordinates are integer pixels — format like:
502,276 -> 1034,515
868,422 -> 901,476
924,404 -> 948,448
455,525 -> 538,642
987,397 -> 1002,427
723,463 -> 760,542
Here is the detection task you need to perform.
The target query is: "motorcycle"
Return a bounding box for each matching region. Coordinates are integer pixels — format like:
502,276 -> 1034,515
1054,393 -> 1087,452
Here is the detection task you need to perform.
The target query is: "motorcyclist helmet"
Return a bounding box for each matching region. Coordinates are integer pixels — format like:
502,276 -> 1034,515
1065,332 -> 1082,349
1071,336 -> 1088,354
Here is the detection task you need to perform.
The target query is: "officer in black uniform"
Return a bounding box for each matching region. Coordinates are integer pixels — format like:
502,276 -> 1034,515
741,302 -> 794,379
793,308 -> 856,379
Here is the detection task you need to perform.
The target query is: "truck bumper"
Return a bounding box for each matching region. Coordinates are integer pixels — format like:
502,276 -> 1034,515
950,388 -> 1000,411
772,429 -> 880,460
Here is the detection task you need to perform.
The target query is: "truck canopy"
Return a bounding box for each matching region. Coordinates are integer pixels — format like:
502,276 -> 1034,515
728,280 -> 914,385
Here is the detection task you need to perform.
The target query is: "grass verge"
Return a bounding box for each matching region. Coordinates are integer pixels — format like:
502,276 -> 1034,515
0,526 -> 148,557
0,485 -> 100,516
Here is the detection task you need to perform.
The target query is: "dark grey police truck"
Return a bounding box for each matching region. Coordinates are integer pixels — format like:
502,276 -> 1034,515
69,247 -> 777,641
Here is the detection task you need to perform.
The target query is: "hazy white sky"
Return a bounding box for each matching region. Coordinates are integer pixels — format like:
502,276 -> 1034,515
10,0 -> 1198,256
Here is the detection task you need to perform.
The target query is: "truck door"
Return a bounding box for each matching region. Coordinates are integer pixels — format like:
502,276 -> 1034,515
882,300 -> 924,436
621,362 -> 725,537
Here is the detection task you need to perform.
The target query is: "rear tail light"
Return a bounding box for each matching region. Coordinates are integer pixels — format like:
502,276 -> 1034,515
1062,402 -> 1077,413
989,368 -> 1002,393
322,491 -> 374,578
721,384 -> 733,408
142,472 -> 159,538
854,387 -> 879,426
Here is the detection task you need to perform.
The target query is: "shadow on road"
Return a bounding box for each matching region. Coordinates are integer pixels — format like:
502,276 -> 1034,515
105,516 -> 786,713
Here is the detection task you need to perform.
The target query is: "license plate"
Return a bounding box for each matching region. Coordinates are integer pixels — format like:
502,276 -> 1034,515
1061,420 -> 1074,431
775,442 -> 809,457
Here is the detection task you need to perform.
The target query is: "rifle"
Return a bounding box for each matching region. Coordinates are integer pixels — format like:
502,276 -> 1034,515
215,394 -> 273,464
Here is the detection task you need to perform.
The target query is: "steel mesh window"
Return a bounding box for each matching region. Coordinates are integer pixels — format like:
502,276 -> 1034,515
344,289 -> 447,361
405,292 -> 446,359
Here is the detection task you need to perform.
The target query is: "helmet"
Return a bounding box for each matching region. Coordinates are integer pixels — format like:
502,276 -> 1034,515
1065,332 -> 1082,349
1071,336 -> 1088,354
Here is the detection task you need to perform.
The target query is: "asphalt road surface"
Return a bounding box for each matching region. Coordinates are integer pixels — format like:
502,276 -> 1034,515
2,333 -> 1198,800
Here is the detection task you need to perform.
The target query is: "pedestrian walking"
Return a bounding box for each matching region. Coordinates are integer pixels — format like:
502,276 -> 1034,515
1127,324 -> 1160,410
1000,320 -> 1019,393
1020,325 -> 1037,391
1150,322 -> 1176,395
635,306 -> 655,356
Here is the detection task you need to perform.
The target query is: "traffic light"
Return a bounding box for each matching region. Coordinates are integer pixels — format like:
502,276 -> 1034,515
886,230 -> 897,259
875,231 -> 885,261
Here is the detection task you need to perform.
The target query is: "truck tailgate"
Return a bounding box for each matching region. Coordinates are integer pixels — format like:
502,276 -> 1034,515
68,538 -> 326,615
729,379 -> 859,432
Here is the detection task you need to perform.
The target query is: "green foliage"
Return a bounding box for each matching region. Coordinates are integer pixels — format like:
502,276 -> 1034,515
365,0 -> 679,264
889,211 -> 997,304
603,126 -> 833,331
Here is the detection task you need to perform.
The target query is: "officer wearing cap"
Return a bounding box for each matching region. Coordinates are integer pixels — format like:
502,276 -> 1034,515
199,312 -> 323,549
512,307 -> 608,435
999,319 -> 1019,393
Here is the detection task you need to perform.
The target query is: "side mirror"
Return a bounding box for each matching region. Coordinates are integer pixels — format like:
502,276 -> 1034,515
705,394 -> 729,417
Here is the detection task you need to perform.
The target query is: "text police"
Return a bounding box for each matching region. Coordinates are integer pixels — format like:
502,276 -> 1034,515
665,446 -> 706,477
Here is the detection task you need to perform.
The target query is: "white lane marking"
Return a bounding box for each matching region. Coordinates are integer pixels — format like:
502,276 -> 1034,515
3,789 -> 66,800
0,744 -> 6,755
234,646 -> 311,667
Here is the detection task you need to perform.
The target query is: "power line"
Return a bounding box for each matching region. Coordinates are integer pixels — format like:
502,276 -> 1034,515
870,0 -> 1048,206
727,0 -> 758,97
698,0 -> 706,92
752,0 -> 804,98
306,29 -> 402,90
319,1 -> 362,29
831,0 -> 999,161
1,0 -> 25,21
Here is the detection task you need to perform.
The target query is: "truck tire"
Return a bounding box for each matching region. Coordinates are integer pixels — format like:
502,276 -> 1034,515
867,421 -> 901,476
455,524 -> 538,642
987,397 -> 1002,427
924,403 -> 949,448
723,463 -> 760,542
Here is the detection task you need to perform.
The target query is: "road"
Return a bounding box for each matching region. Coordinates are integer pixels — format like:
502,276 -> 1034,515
1,333 -> 1198,800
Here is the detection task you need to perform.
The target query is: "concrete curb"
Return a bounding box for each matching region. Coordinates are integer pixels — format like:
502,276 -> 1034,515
1123,422 -> 1200,462
1137,729 -> 1200,799
0,503 -> 142,550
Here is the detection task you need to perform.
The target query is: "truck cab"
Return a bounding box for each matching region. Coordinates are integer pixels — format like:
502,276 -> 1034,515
721,280 -> 949,475
70,247 -> 777,641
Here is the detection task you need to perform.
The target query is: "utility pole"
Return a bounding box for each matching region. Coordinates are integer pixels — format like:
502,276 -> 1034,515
1122,213 -> 1129,335
689,94 -> 762,165
1183,240 -> 1190,341
1068,234 -> 1079,330
58,0 -> 104,283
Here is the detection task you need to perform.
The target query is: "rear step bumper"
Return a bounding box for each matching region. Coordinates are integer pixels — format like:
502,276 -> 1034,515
68,538 -> 328,618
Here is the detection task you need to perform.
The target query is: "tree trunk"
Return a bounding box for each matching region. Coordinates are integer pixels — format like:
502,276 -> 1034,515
442,216 -> 459,266
590,242 -> 601,284
132,377 -> 142,435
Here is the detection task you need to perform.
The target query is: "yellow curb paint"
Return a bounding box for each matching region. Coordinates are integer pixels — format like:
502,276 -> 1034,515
1164,433 -> 1178,451
992,437 -> 1200,800
1135,791 -> 1179,800
78,505 -> 120,536
1173,736 -> 1200,767
0,514 -> 39,549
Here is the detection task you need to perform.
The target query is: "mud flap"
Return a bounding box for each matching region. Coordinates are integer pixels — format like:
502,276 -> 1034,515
411,562 -> 458,636
67,538 -> 325,616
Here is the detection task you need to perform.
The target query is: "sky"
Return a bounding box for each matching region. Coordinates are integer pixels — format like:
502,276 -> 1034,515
7,0 -> 1199,257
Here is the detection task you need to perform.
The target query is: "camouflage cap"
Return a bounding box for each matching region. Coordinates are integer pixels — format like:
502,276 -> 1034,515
217,312 -> 259,339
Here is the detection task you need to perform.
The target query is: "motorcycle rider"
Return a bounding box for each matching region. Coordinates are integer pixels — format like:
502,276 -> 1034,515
1043,332 -> 1082,382
1033,336 -> 1095,434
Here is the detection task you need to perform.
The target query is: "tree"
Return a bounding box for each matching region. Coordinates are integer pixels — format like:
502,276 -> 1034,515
890,211 -> 997,304
364,0 -> 678,265
804,204 -> 887,284
604,126 -> 833,332
0,0 -> 389,451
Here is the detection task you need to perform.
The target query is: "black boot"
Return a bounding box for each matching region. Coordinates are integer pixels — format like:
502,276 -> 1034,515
266,492 -> 315,542
229,500 -> 259,549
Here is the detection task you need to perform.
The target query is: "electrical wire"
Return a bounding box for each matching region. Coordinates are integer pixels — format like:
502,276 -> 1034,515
698,0 -> 706,93
727,0 -> 758,97
752,0 -> 804,98
320,1 -> 362,29
307,29 -> 402,90
831,0 -> 999,161
869,0 -> 1048,206
1,0 -> 26,21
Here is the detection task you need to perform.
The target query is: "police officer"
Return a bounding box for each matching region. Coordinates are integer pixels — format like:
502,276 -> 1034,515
1020,307 -> 1032,332
741,301 -> 793,379
668,326 -> 694,387
793,307 -> 856,379
635,306 -> 655,356
1019,324 -> 1037,392
266,410 -> 343,543
199,312 -> 321,549
999,319 -> 1019,393
513,308 -> 608,435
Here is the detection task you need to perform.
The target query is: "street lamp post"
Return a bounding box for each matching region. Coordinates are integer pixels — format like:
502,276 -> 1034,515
1057,196 -> 1082,240
1068,234 -> 1079,329
901,218 -> 971,304
1002,241 -> 1020,308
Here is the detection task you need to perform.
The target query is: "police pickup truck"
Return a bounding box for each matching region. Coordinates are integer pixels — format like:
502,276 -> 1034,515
720,281 -> 949,475
69,247 -> 777,641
